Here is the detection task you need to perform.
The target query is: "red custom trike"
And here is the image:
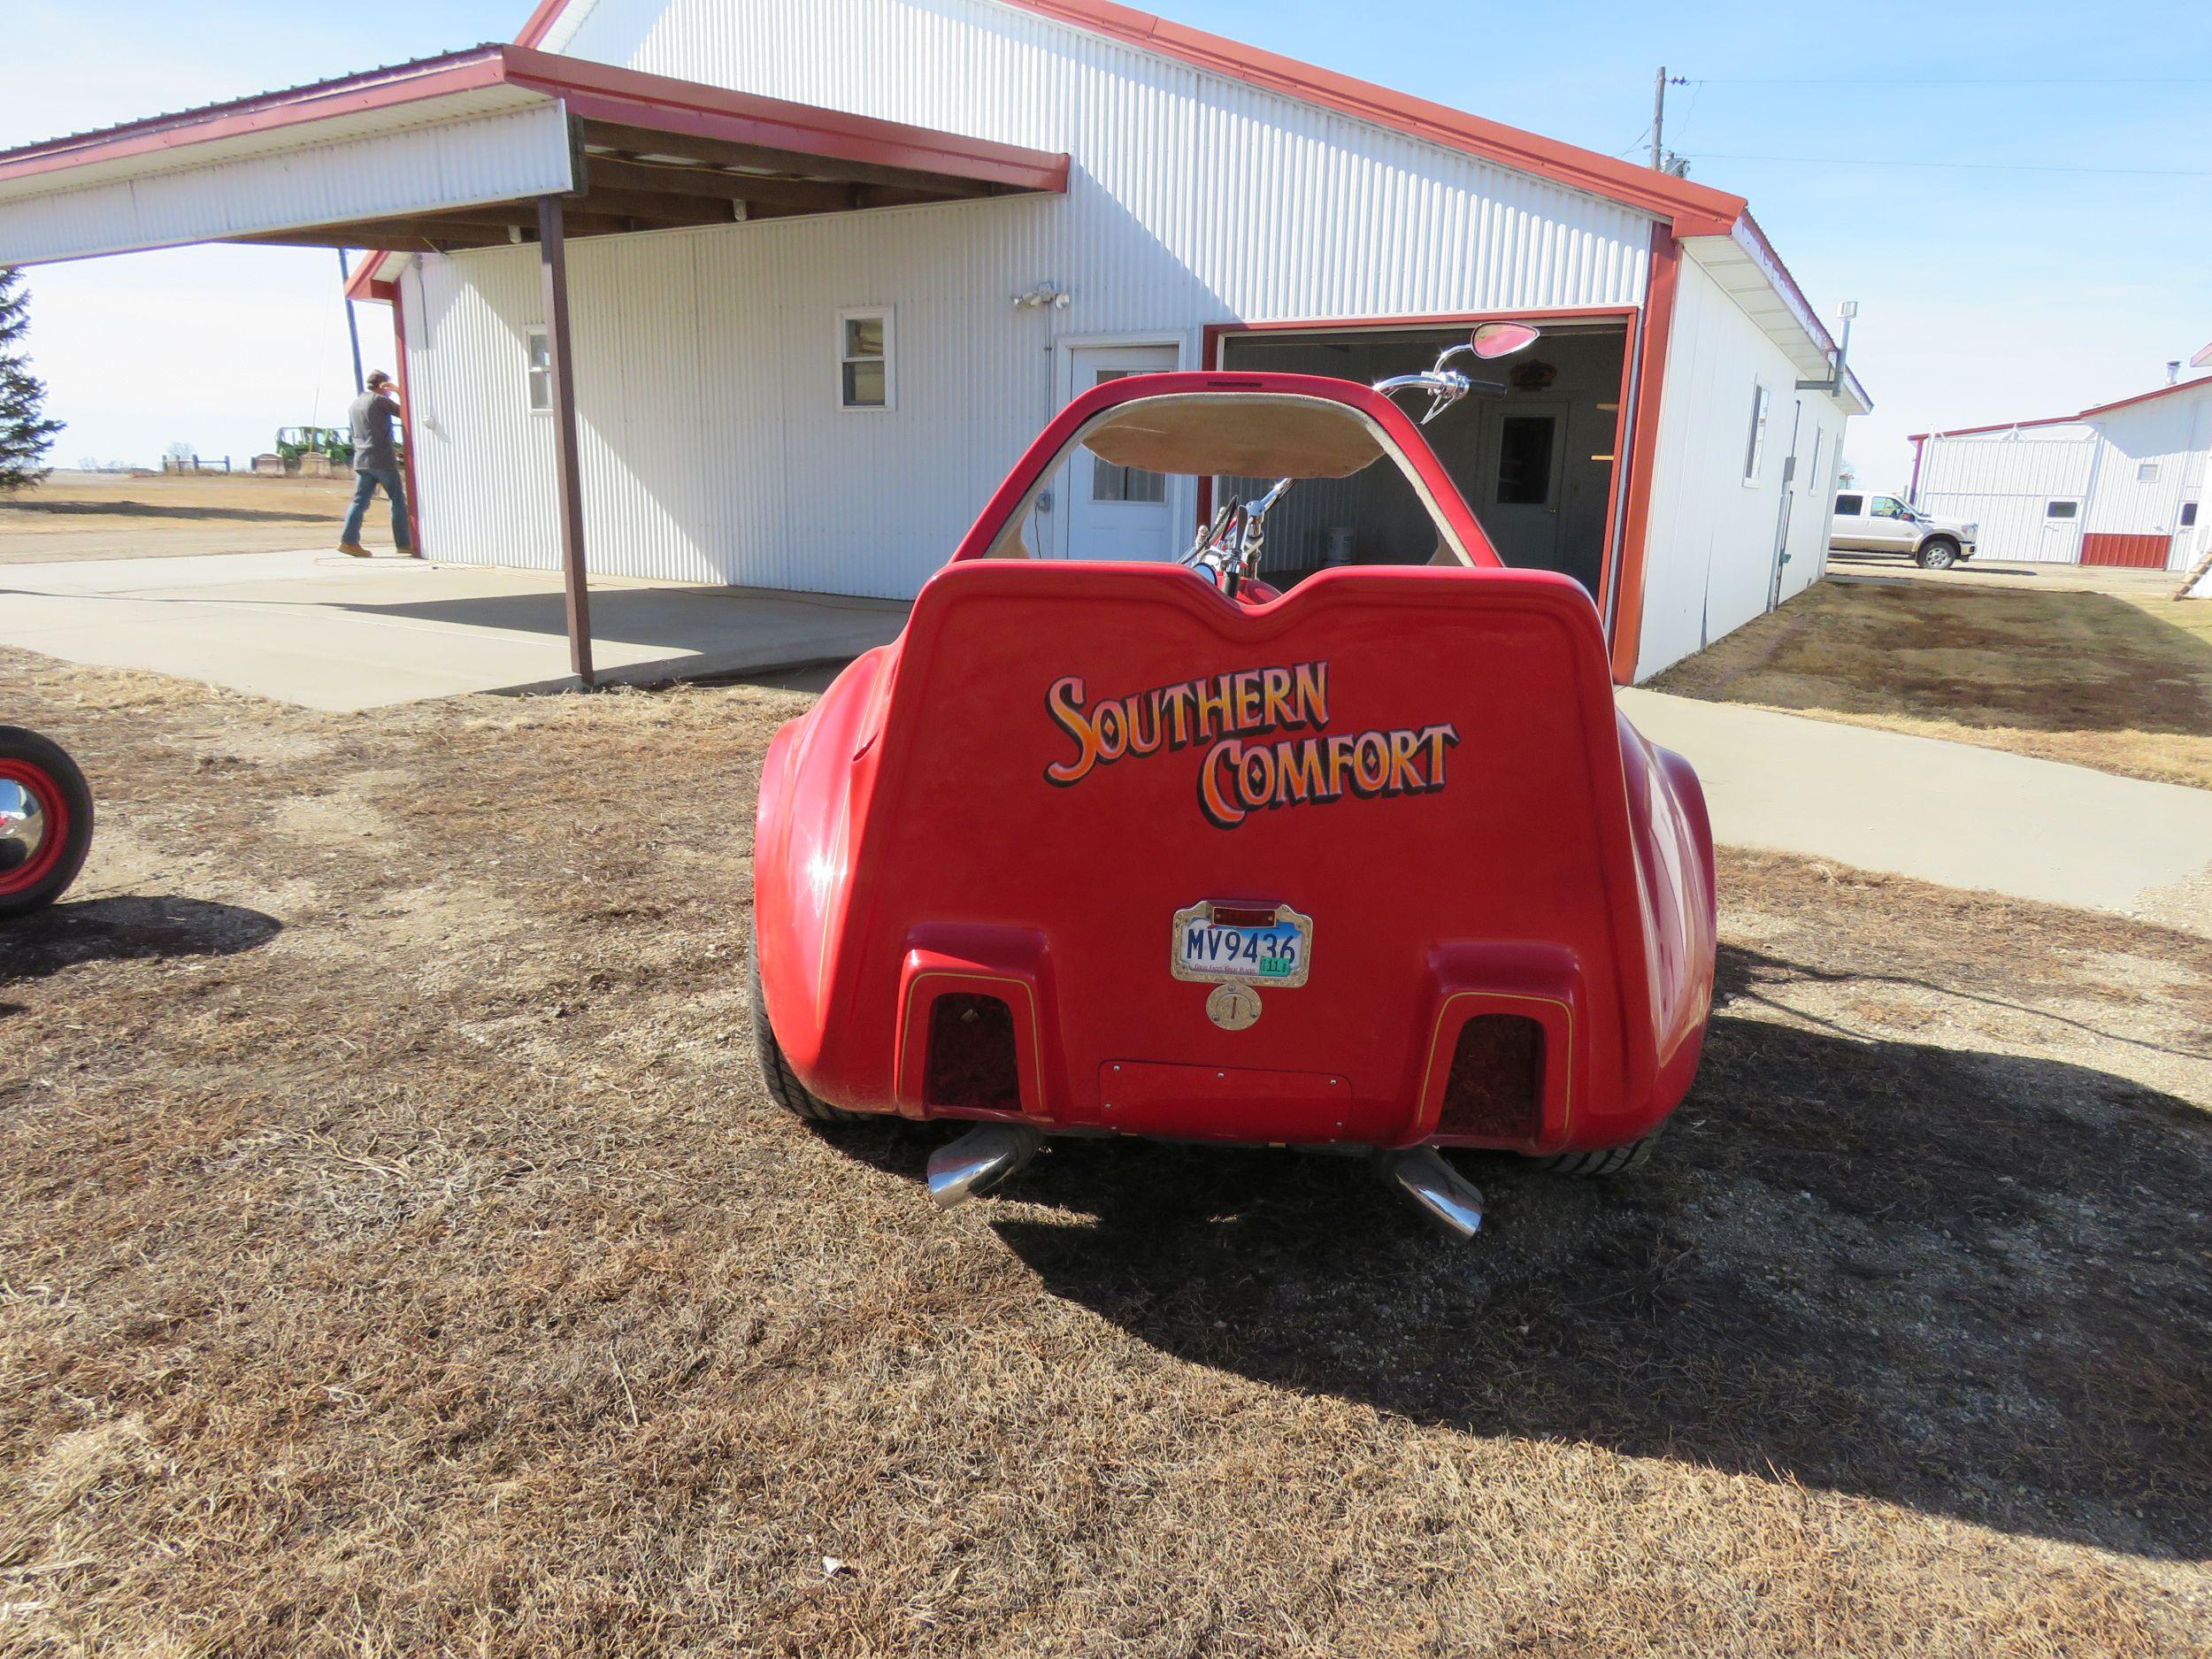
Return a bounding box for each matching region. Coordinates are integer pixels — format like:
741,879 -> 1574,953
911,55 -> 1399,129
751,326 -> 1716,1238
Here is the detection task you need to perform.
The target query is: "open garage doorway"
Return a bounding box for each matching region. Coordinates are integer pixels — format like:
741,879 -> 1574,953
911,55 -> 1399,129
1210,317 -> 1632,601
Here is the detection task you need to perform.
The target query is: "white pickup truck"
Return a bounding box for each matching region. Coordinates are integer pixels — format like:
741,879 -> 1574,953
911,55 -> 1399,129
1830,490 -> 1978,569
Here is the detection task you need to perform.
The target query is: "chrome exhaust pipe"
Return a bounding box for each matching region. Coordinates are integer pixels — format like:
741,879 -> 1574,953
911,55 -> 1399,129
926,1123 -> 1043,1210
1372,1147 -> 1485,1240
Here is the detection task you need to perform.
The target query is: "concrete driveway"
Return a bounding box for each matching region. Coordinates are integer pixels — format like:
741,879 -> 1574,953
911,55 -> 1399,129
1623,687 -> 2212,933
6,546 -> 2207,928
0,549 -> 908,710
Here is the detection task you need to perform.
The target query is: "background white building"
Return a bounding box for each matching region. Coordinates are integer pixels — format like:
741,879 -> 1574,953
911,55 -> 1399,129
0,0 -> 1869,683
1909,376 -> 2209,572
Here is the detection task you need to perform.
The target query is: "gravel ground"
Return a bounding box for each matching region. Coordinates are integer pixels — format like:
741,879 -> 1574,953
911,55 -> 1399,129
3,649 -> 2208,1657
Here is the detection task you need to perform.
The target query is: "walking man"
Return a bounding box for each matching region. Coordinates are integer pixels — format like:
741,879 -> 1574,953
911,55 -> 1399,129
337,370 -> 413,557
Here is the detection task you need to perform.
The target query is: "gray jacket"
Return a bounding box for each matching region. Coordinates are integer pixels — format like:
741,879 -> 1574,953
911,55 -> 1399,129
348,390 -> 403,472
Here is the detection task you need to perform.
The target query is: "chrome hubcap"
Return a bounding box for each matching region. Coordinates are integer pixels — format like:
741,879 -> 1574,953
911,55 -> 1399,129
0,778 -> 47,874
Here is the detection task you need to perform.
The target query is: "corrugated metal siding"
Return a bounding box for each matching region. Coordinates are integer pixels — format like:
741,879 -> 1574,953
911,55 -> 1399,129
560,0 -> 1655,318
1633,256 -> 1846,680
0,97 -> 571,266
408,0 -> 1656,593
2080,387 -> 2210,570
1916,426 -> 2098,564
1916,387 -> 2212,570
411,193 -> 1084,595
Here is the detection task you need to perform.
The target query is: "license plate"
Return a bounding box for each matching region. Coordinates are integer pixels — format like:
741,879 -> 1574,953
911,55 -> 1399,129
1170,901 -> 1312,988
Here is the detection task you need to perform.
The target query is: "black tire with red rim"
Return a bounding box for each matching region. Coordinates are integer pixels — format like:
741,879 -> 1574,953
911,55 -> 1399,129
0,726 -> 95,919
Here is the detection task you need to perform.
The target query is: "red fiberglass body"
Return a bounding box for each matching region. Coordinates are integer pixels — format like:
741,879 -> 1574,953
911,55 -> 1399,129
753,371 -> 1715,1164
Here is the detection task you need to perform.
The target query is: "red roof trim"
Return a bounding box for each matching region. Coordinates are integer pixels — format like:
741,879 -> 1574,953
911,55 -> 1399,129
342,252 -> 398,303
2078,375 -> 2212,421
1909,373 -> 2212,442
501,46 -> 1068,189
0,48 -> 512,186
0,42 -> 1067,198
517,0 -> 1744,227
513,0 -> 571,50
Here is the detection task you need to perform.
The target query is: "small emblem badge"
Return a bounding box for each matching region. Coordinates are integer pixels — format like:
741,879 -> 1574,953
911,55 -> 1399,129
1206,980 -> 1263,1031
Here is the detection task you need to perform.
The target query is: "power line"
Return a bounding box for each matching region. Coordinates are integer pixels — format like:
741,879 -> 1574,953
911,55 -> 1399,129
1683,150 -> 2212,177
1686,74 -> 2212,86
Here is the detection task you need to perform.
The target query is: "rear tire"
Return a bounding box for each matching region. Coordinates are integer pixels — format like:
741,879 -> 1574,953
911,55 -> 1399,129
749,917 -> 865,1123
1537,1131 -> 1660,1179
0,726 -> 94,921
1916,538 -> 1960,570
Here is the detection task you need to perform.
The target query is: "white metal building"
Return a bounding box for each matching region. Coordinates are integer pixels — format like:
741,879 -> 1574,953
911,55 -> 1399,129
1909,376 -> 2211,572
0,0 -> 1868,685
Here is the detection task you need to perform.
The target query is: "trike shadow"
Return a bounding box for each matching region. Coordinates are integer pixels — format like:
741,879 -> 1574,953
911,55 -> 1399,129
909,943 -> 2212,1561
2,894 -> 282,993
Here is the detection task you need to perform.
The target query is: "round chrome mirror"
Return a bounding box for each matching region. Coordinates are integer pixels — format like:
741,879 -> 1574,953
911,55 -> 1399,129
1470,321 -> 1541,359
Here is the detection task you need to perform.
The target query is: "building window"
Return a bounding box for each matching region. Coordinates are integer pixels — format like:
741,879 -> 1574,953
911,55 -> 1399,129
1742,384 -> 1770,484
838,308 -> 894,411
2045,500 -> 2078,519
525,327 -> 551,413
1834,492 -> 1864,516
2137,460 -> 2160,483
2183,502 -> 2200,527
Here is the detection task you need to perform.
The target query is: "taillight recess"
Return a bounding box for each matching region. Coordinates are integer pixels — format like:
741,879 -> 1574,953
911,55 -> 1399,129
924,993 -> 1022,1111
1437,1013 -> 1545,1141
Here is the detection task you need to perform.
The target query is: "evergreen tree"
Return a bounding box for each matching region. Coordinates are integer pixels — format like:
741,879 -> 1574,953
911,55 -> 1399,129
0,267 -> 65,493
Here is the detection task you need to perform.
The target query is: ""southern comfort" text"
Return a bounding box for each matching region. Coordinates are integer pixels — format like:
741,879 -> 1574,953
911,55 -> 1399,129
1042,662 -> 1459,830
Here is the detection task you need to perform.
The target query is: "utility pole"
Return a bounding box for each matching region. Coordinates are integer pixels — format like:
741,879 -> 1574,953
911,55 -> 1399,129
1650,69 -> 1690,173
337,249 -> 365,396
1651,66 -> 1667,172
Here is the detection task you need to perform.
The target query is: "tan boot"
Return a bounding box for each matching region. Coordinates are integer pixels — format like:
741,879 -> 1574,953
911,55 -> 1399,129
337,542 -> 372,557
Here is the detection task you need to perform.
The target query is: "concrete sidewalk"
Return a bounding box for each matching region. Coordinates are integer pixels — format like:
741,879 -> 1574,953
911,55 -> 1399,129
0,549 -> 908,710
1621,687 -> 2212,930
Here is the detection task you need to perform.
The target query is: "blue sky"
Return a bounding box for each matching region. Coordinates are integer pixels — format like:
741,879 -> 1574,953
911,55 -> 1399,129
7,0 -> 2209,487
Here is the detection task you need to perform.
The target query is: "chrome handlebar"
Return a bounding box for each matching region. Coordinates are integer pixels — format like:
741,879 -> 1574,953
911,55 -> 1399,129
1372,344 -> 1507,426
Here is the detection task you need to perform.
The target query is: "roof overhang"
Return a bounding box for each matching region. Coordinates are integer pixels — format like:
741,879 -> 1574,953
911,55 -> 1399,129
1678,214 -> 1871,415
1910,373 -> 2212,442
0,43 -> 1071,268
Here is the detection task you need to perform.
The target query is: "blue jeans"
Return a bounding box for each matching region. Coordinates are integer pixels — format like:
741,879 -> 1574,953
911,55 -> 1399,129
342,465 -> 412,552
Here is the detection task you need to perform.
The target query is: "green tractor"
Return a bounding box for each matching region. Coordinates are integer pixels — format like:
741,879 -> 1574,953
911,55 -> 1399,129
273,426 -> 352,471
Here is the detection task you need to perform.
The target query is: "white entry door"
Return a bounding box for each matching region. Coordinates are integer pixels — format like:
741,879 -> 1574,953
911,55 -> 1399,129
2040,500 -> 2085,562
1064,345 -> 1179,561
1473,402 -> 1568,569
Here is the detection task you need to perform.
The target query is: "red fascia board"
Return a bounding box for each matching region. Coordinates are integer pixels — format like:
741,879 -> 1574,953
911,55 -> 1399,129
2078,375 -> 2212,421
0,49 -> 512,187
514,0 -> 570,49
515,0 -> 1740,227
0,42 -> 1066,199
344,259 -> 397,303
1905,413 -> 2081,443
499,46 -> 1069,190
1908,375 -> 2212,442
1608,224 -> 1679,687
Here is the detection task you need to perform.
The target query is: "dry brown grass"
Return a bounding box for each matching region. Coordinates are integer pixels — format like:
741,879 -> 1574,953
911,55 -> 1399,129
0,472 -> 380,563
1652,578 -> 2212,790
3,648 -> 2209,1656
